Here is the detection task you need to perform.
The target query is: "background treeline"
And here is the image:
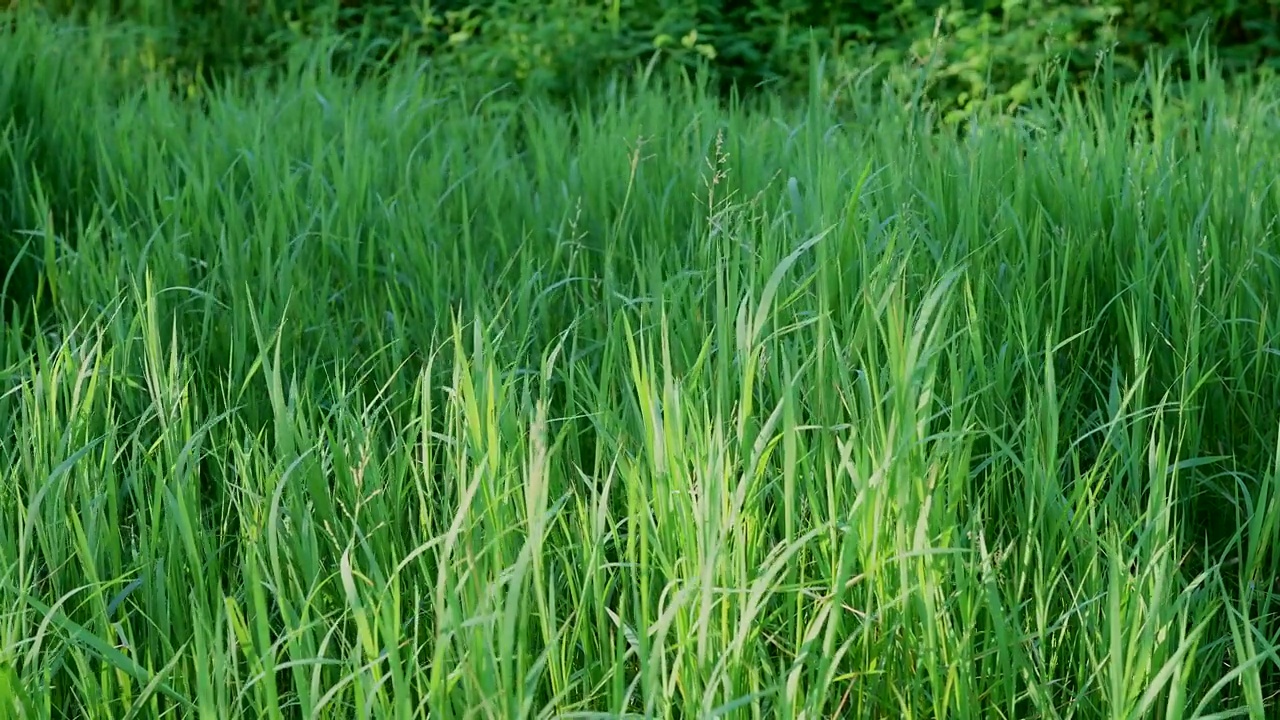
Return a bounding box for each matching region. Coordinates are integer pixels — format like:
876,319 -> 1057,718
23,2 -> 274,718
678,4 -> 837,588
20,0 -> 1280,117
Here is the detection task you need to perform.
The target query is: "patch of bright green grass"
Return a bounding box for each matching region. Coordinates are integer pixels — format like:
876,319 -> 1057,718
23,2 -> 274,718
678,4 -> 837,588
2,12 -> 1279,719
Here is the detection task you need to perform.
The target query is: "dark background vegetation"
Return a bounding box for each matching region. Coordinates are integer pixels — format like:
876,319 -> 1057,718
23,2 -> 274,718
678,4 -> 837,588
19,0 -> 1280,115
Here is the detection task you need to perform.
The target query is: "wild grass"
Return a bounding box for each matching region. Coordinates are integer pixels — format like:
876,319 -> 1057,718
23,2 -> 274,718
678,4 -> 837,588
2,12 -> 1280,720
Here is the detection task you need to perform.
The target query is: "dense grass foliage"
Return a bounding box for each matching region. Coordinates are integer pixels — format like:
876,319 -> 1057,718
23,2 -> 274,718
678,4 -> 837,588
3,14 -> 1280,720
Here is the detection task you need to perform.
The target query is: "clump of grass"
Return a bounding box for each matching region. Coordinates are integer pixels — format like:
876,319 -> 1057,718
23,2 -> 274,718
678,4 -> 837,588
2,11 -> 1279,719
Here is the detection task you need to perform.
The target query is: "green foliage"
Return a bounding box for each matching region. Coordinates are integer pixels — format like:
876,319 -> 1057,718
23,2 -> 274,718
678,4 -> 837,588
22,0 -> 1280,117
5,10 -> 1280,718
7,10 -> 1280,716
1111,0 -> 1280,73
884,2 -> 1122,120
0,12 -> 136,330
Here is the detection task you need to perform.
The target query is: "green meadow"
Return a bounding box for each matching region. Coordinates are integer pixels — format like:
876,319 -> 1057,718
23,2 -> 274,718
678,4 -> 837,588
2,14 -> 1280,720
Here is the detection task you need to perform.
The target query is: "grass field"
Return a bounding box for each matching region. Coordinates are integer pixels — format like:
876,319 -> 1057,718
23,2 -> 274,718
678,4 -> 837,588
3,13 -> 1280,720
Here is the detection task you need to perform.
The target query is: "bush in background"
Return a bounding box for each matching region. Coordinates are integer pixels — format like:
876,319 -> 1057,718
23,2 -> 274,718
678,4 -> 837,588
16,1 -> 1280,118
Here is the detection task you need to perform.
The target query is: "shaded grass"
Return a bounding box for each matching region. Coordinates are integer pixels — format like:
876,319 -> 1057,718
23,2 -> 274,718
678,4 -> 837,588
2,11 -> 1280,719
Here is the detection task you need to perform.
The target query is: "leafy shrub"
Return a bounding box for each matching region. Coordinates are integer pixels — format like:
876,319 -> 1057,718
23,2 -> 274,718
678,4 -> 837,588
18,0 -> 1280,118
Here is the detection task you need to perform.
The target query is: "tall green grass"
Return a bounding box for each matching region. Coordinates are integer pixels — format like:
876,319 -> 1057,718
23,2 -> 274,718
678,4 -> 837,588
2,12 -> 1280,719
